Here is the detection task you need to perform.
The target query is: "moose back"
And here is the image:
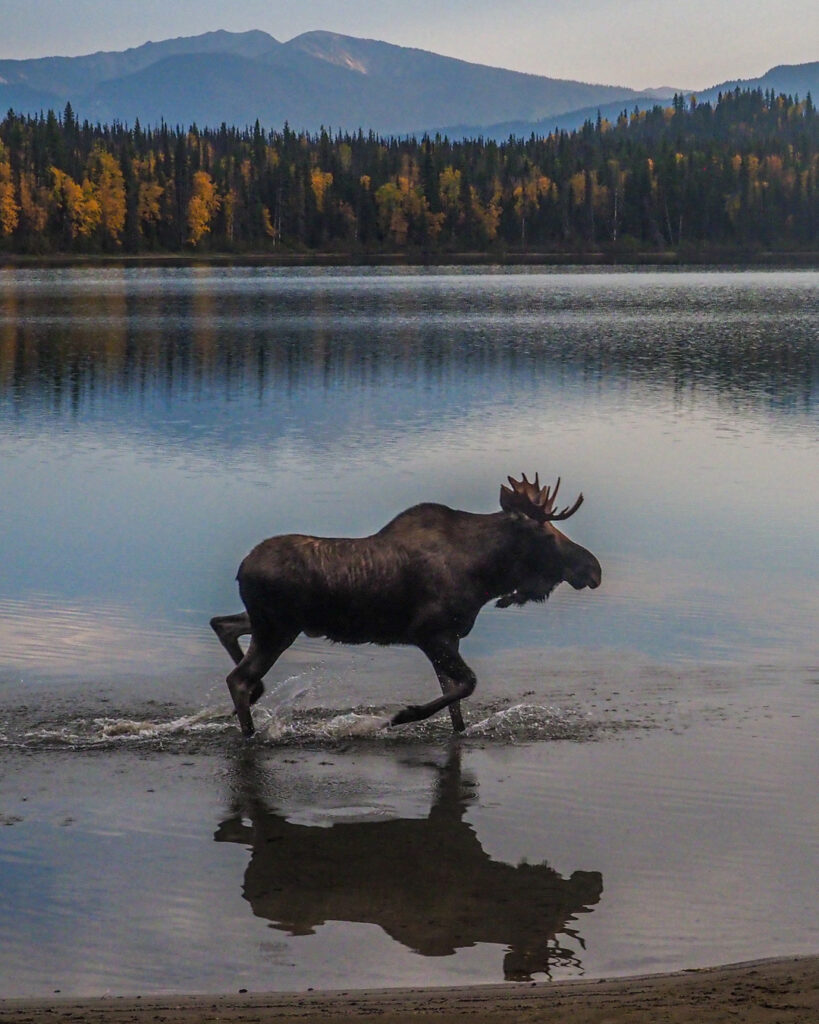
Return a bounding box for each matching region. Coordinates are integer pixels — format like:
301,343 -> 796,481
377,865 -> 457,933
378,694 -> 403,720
211,474 -> 601,736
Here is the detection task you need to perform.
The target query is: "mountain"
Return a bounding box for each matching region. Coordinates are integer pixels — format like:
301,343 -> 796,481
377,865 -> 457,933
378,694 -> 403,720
0,30 -> 814,138
441,62 -> 819,140
0,30 -> 277,100
697,61 -> 819,104
0,29 -> 652,135
438,95 -> 677,142
283,32 -> 641,128
79,52 -> 347,130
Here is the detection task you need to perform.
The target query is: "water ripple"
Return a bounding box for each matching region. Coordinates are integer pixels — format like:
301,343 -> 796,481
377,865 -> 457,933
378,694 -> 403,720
3,699 -> 617,753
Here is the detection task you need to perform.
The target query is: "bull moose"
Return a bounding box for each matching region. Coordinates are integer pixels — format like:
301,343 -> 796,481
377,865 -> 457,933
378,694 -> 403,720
211,473 -> 601,736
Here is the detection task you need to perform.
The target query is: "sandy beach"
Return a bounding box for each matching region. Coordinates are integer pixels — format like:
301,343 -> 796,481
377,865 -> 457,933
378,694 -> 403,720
1,957 -> 817,1024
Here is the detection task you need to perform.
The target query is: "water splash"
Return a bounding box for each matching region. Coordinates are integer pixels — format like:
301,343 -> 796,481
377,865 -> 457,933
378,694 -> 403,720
464,703 -> 598,742
21,704 -> 233,749
4,692 -> 611,752
256,710 -> 391,742
326,712 -> 392,737
97,706 -> 230,740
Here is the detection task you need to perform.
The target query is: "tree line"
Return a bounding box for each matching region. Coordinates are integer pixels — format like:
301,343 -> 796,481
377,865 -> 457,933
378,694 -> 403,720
0,87 -> 816,257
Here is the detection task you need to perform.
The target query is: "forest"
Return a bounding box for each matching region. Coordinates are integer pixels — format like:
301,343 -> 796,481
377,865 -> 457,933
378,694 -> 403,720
0,87 -> 816,257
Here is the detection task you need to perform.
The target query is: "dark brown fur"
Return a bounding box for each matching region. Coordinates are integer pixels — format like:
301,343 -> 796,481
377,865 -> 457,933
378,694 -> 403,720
212,482 -> 601,736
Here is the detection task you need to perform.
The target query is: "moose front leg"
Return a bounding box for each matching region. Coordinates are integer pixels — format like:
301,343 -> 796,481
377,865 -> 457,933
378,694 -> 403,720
431,644 -> 466,733
391,637 -> 476,732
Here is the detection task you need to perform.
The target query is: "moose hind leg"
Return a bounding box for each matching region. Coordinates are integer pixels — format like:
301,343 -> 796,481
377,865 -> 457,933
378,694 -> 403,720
391,640 -> 476,730
226,631 -> 296,737
445,694 -> 466,734
210,612 -> 251,666
432,661 -> 466,733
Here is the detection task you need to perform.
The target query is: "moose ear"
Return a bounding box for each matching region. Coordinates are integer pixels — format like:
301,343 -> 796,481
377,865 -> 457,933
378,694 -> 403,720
499,481 -> 532,515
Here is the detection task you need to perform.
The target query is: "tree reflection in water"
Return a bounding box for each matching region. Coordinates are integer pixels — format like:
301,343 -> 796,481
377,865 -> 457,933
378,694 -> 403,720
215,746 -> 603,981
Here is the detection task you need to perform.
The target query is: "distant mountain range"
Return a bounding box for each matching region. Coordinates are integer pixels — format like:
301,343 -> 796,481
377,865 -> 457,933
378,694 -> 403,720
1,29 -> 816,138
459,62 -> 819,141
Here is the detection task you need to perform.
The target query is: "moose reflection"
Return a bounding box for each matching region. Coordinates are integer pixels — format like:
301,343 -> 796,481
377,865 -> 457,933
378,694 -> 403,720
215,748 -> 602,981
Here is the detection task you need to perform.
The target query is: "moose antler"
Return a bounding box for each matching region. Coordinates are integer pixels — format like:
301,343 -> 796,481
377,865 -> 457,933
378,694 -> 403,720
499,472 -> 584,523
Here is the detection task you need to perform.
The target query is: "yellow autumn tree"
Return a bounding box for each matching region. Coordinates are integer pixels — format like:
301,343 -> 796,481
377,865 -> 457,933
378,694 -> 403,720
374,181 -> 408,245
468,184 -> 501,244
186,170 -> 220,246
17,171 -> 48,235
375,176 -> 437,247
261,205 -> 278,241
568,172 -> 586,207
130,155 -> 164,240
438,166 -> 462,214
50,167 -> 101,240
80,178 -> 102,234
310,169 -> 333,212
337,143 -> 353,173
88,147 -> 126,245
0,143 -> 19,237
513,170 -> 555,246
745,154 -> 762,203
137,180 -> 163,231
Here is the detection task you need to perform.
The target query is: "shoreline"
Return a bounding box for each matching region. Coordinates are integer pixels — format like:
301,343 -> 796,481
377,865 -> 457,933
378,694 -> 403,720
2,957 -> 817,1023
2,250 -> 819,269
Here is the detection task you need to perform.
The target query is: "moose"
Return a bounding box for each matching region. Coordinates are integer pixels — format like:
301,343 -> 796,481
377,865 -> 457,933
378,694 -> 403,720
211,473 -> 601,736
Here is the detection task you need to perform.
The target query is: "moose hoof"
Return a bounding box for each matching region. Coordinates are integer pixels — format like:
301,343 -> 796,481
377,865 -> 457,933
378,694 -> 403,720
390,705 -> 422,727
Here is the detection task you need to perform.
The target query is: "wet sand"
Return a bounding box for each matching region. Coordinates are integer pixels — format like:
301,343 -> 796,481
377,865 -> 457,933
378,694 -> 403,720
1,957 -> 817,1024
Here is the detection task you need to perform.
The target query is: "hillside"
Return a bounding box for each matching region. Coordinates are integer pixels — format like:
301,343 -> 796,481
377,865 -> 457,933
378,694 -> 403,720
442,61 -> 819,139
0,29 -> 653,135
0,87 -> 815,258
696,61 -> 819,108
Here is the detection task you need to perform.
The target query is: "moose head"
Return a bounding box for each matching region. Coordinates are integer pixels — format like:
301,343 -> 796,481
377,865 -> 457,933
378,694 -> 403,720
495,473 -> 601,605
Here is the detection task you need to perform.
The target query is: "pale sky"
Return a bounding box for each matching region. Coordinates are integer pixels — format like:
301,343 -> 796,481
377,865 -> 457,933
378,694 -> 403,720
0,0 -> 817,91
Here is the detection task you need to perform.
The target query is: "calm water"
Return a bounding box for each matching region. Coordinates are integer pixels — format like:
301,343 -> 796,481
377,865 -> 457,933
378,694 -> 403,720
0,266 -> 817,996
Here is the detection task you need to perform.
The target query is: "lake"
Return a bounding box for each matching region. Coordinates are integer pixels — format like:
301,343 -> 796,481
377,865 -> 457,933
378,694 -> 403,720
0,265 -> 817,996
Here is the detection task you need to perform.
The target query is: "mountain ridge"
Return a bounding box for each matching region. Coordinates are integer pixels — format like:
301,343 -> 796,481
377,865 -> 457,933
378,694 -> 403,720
443,60 -> 819,141
0,29 -> 656,134
0,29 -> 815,137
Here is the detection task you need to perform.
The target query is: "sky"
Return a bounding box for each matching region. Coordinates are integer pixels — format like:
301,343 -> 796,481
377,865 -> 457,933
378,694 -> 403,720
0,0 -> 817,91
